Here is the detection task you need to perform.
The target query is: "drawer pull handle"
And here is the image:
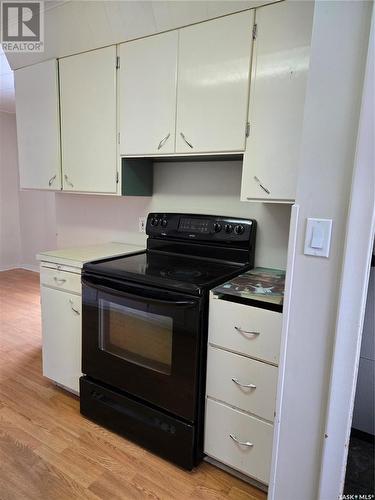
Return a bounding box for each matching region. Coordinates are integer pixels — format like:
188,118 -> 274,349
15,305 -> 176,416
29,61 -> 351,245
231,377 -> 256,389
54,277 -> 67,285
180,132 -> 194,149
254,176 -> 271,195
64,174 -> 74,188
157,132 -> 171,150
48,174 -> 56,186
69,299 -> 80,315
230,434 -> 254,448
234,326 -> 260,337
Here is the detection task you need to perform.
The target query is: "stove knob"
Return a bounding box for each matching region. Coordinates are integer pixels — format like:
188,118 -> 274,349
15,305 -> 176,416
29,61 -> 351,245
161,219 -> 168,228
150,217 -> 159,227
224,224 -> 233,234
234,224 -> 245,235
213,223 -> 222,233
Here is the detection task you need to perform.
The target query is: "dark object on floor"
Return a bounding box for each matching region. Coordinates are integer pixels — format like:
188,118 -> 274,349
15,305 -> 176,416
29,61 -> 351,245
344,428 -> 375,495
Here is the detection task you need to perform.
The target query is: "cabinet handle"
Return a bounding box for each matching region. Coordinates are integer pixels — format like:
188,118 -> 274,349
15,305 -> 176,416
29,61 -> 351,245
157,133 -> 171,150
231,377 -> 256,389
54,277 -> 66,285
180,132 -> 193,149
48,174 -> 56,186
229,434 -> 254,448
253,176 -> 270,195
69,299 -> 80,315
234,326 -> 260,337
64,174 -> 74,188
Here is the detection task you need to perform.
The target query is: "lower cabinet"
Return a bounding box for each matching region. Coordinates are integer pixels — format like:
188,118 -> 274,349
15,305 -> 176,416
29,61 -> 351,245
40,265 -> 82,394
205,398 -> 273,484
206,346 -> 278,422
205,294 -> 282,485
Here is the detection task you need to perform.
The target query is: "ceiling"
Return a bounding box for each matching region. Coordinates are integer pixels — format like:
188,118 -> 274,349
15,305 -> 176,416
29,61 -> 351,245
1,0 -> 273,114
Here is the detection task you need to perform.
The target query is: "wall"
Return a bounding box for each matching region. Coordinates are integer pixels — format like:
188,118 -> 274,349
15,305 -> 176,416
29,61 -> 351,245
0,109 -> 57,271
269,2 -> 373,499
2,126 -> 290,271
55,160 -> 291,269
0,111 -> 21,270
18,189 -> 57,271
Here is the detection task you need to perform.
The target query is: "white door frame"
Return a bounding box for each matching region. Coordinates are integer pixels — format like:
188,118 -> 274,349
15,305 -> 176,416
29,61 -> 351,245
318,8 -> 375,498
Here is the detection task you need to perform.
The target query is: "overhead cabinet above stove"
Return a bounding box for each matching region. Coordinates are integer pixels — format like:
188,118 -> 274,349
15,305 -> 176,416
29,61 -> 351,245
119,10 -> 254,157
240,1 -> 314,203
59,46 -> 118,194
14,2 -> 314,202
119,31 -> 178,156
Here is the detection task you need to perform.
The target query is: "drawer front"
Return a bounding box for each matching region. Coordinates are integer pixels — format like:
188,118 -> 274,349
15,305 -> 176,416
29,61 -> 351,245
206,346 -> 278,421
40,267 -> 81,294
204,398 -> 273,484
209,298 -> 282,364
40,262 -> 81,274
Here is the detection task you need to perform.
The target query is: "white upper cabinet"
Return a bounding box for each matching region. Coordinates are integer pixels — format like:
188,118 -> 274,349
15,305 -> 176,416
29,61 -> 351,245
241,1 -> 314,203
176,11 -> 254,154
119,31 -> 178,156
15,60 -> 61,190
59,46 -> 118,193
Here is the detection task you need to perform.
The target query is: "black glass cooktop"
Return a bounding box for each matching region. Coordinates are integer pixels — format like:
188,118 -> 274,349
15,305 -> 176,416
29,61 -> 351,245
84,251 -> 249,296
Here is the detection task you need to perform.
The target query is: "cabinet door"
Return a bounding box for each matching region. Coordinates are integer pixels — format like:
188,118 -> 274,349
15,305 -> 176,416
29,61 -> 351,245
119,31 -> 178,156
176,11 -> 253,154
59,46 -> 117,193
41,286 -> 81,393
241,2 -> 314,203
15,60 -> 61,190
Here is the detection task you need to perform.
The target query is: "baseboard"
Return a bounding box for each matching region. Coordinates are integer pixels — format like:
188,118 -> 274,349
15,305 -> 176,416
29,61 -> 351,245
19,264 -> 39,273
0,265 -> 20,272
0,265 -> 39,273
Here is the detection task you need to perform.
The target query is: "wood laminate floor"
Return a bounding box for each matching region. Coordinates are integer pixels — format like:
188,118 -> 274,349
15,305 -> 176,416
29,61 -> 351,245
0,269 -> 266,500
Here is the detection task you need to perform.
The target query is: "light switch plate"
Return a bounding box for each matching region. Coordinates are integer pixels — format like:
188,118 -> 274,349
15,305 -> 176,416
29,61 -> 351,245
304,218 -> 332,258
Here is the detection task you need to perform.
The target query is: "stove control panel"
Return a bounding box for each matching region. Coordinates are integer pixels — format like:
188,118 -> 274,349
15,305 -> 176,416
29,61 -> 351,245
179,217 -> 210,234
146,213 -> 256,245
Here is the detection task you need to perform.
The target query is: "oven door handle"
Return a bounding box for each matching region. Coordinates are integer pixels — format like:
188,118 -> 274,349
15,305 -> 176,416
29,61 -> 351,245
81,277 -> 197,307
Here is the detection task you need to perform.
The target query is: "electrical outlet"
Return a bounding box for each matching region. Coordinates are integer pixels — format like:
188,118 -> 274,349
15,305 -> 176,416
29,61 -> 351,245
139,216 -> 146,233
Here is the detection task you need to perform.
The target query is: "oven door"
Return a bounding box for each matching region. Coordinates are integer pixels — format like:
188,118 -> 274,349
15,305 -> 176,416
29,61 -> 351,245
82,273 -> 204,421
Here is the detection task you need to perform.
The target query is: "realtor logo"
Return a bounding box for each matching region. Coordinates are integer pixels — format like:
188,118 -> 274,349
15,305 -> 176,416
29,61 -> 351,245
1,1 -> 44,52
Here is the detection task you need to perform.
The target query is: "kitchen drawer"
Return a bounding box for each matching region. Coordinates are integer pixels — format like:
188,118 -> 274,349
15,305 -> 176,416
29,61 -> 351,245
206,346 -> 278,421
40,266 -> 81,295
209,297 -> 282,364
204,398 -> 273,484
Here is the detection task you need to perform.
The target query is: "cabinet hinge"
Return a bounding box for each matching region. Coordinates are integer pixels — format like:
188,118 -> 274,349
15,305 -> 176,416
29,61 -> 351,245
245,122 -> 250,138
252,23 -> 257,40
116,56 -> 120,69
116,171 -> 119,184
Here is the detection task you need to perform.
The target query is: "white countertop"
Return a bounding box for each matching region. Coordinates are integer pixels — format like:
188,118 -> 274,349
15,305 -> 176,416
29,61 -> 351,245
36,242 -> 145,268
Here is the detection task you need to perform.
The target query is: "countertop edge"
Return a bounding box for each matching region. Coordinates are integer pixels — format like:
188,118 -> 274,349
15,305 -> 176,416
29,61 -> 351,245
36,244 -> 145,269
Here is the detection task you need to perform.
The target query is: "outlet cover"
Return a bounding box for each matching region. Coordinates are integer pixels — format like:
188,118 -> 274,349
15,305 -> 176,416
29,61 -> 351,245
139,217 -> 146,233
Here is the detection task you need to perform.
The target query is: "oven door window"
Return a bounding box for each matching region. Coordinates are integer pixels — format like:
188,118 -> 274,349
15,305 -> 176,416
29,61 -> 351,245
99,299 -> 173,375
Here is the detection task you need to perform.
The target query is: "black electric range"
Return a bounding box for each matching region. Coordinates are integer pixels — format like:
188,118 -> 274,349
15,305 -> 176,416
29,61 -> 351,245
83,250 -> 250,296
80,213 -> 256,469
